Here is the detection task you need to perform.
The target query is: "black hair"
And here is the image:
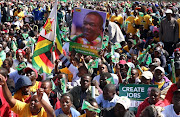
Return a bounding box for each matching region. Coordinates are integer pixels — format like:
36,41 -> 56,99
3,58 -> 13,67
100,72 -> 112,79
78,66 -> 88,73
42,80 -> 52,88
151,87 -> 161,94
0,67 -> 8,77
60,93 -> 73,102
103,84 -> 116,92
81,74 -> 92,80
85,12 -> 103,29
143,105 -> 158,117
86,96 -> 98,106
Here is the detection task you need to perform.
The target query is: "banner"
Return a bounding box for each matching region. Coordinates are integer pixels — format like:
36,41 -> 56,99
70,8 -> 106,57
119,84 -> 158,112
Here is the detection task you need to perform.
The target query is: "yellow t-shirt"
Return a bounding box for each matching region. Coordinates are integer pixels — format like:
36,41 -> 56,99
30,81 -> 41,93
113,16 -> 123,25
126,16 -> 137,35
177,18 -> 180,39
14,11 -> 18,16
11,100 -> 47,117
14,90 -> 30,102
143,14 -> 152,30
60,67 -> 73,82
110,15 -> 116,22
17,11 -> 24,20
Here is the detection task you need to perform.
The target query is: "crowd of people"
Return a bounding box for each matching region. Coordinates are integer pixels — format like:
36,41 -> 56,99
0,0 -> 180,117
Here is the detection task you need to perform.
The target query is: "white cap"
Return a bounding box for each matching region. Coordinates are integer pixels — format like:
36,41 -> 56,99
116,96 -> 131,110
165,9 -> 173,14
154,66 -> 165,74
141,71 -> 153,80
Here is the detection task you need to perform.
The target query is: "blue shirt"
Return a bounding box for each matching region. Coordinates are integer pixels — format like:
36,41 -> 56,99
96,94 -> 120,108
55,107 -> 80,117
32,8 -> 44,20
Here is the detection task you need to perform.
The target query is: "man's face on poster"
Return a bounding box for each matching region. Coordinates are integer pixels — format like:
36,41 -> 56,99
82,13 -> 102,42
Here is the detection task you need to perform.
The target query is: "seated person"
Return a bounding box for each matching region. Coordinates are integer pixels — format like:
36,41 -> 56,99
140,71 -> 153,84
55,93 -> 80,117
136,88 -> 165,117
0,74 -> 55,117
128,68 -> 141,84
140,105 -> 164,117
93,64 -> 119,86
9,61 -> 27,84
164,73 -> 180,105
161,89 -> 180,117
103,96 -> 134,117
96,84 -> 120,108
152,67 -> 172,99
79,97 -> 100,117
69,74 -> 99,111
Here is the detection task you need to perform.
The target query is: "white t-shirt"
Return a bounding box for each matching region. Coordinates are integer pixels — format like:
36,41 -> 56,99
161,104 -> 180,117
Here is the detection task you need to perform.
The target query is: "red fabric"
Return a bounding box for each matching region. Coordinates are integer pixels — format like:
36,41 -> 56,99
55,99 -> 61,110
38,82 -> 42,89
0,87 -> 13,116
136,97 -> 165,117
163,84 -> 178,106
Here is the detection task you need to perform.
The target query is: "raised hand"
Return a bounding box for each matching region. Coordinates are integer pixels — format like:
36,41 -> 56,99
0,74 -> 6,86
37,88 -> 44,101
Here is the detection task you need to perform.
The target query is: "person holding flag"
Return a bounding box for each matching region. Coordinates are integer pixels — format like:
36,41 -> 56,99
32,0 -> 63,74
79,97 -> 100,117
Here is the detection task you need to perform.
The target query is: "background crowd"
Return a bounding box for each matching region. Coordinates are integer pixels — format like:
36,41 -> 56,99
0,0 -> 180,117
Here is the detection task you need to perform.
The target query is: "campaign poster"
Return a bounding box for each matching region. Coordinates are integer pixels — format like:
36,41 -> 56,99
119,84 -> 158,112
70,8 -> 106,57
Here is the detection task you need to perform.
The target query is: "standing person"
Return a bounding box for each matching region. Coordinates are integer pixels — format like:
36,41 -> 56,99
159,9 -> 179,56
32,4 -> 45,28
0,74 -> 55,117
107,20 -> 125,44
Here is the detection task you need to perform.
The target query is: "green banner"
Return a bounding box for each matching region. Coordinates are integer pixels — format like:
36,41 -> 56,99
119,84 -> 158,111
69,42 -> 100,57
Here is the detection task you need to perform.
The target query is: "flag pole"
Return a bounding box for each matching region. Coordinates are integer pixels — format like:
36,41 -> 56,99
52,0 -> 58,63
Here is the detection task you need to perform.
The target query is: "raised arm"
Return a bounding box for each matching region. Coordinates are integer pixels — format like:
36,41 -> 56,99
0,74 -> 16,108
37,88 -> 55,117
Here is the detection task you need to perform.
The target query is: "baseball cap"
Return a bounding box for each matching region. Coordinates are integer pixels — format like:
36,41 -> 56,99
141,71 -> 153,80
116,96 -> 131,110
14,75 -> 32,93
154,66 -> 165,74
16,49 -> 26,56
24,67 -> 38,79
165,9 -> 173,14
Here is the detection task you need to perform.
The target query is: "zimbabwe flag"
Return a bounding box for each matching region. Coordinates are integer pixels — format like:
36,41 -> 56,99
32,0 -> 63,74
